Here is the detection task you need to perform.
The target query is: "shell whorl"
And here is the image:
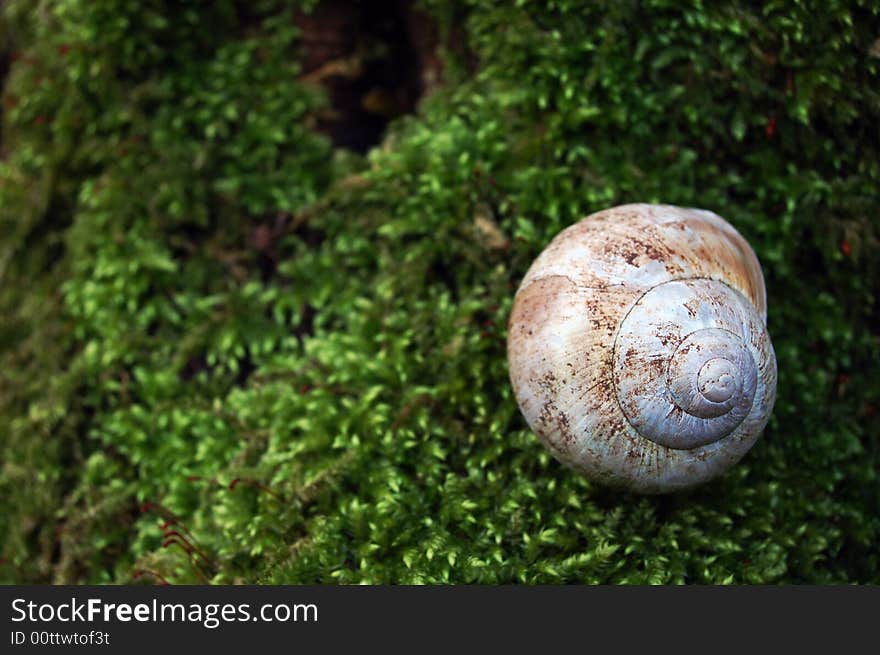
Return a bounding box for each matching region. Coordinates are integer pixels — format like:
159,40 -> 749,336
507,204 -> 777,493
613,278 -> 765,450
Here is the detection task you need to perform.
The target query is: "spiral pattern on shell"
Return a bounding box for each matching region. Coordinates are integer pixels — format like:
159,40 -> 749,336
507,204 -> 777,493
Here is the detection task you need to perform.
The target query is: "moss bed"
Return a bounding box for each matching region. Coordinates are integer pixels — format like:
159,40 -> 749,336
1,0 -> 878,584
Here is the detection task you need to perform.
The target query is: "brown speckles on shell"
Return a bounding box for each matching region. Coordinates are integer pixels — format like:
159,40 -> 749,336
507,204 -> 777,493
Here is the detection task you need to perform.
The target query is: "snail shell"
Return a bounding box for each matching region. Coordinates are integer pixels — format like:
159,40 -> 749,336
507,204 -> 777,493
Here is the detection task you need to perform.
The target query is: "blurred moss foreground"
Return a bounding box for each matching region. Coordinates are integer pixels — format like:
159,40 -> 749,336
1,0 -> 878,584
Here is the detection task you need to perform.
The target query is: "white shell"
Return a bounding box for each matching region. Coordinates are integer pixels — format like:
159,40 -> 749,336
507,204 -> 777,493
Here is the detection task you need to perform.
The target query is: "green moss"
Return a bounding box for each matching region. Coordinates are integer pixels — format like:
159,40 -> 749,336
1,0 -> 878,584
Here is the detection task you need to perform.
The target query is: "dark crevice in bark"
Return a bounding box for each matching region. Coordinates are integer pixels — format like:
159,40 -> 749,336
295,0 -> 441,153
